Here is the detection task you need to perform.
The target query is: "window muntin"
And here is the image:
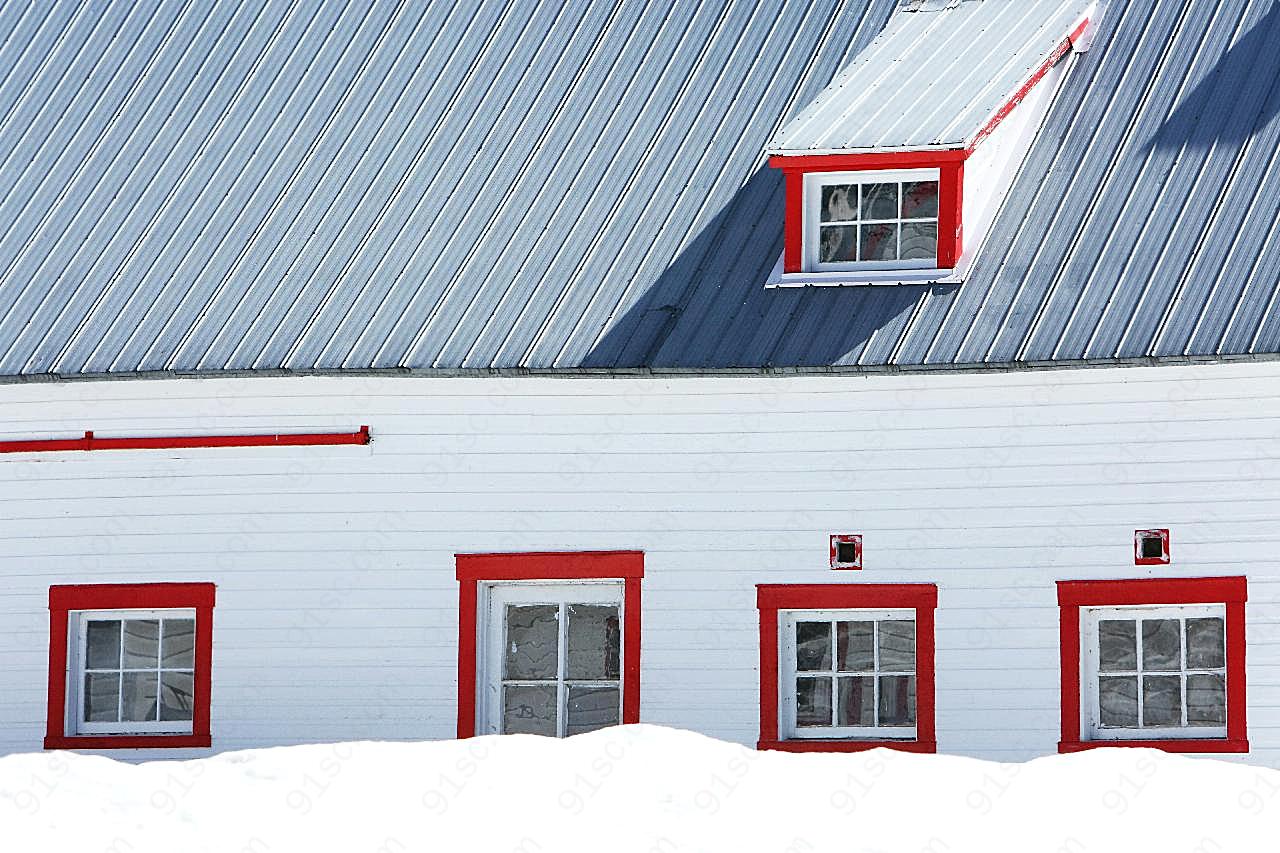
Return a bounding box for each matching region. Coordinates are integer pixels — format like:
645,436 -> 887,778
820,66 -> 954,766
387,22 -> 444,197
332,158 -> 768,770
805,169 -> 941,272
1083,605 -> 1228,740
484,582 -> 624,738
781,608 -> 916,740
72,609 -> 197,735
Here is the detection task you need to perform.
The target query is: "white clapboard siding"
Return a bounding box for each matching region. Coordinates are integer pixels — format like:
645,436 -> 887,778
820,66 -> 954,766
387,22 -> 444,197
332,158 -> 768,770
1,363 -> 1280,764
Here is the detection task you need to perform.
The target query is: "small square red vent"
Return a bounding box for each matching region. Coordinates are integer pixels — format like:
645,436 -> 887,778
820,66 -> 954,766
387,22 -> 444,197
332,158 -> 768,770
830,534 -> 863,570
1135,529 -> 1170,565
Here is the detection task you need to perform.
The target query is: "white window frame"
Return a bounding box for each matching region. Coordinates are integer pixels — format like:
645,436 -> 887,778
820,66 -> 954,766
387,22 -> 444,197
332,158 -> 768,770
69,608 -> 198,736
779,607 -> 917,741
478,581 -> 625,737
803,169 -> 941,273
1081,604 -> 1229,741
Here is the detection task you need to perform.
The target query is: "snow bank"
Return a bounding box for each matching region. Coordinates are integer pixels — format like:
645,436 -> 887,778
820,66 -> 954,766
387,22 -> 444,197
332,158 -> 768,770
2,725 -> 1277,852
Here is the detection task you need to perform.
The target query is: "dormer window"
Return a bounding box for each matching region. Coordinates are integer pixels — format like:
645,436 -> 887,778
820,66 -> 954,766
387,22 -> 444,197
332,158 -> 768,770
765,0 -> 1097,287
809,170 -> 939,271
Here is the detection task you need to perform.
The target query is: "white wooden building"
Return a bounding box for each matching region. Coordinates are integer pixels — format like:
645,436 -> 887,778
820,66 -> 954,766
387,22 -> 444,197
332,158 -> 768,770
2,0 -> 1280,767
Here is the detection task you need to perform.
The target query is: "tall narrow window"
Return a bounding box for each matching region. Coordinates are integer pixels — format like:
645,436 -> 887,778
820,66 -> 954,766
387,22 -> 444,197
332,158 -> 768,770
456,551 -> 643,739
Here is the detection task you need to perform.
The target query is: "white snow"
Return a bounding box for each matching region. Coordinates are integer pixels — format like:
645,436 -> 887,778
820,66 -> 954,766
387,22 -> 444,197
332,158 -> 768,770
2,725 -> 1277,852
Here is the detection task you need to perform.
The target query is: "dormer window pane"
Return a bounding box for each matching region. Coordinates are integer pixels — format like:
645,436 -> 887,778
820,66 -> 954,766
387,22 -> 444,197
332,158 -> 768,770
901,181 -> 939,219
859,223 -> 896,261
901,223 -> 937,260
821,185 -> 858,221
861,183 -> 898,220
820,226 -> 857,262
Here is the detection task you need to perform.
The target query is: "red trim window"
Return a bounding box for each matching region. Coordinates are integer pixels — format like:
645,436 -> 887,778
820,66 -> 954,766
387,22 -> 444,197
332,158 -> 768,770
1058,577 -> 1247,754
45,583 -> 215,750
772,151 -> 965,274
455,551 -> 642,739
757,584 -> 937,753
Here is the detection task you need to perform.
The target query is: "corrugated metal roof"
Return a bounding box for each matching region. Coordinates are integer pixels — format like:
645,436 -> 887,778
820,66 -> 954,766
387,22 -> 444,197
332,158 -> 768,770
0,0 -> 1278,377
768,0 -> 1096,153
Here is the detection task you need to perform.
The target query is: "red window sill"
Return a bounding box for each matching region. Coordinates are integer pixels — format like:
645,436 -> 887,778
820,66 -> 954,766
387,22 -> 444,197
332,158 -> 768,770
44,734 -> 211,750
758,739 -> 937,754
1058,738 -> 1248,755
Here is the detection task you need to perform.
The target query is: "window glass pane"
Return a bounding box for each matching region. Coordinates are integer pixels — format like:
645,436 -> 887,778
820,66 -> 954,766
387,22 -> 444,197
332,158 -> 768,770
837,676 -> 874,726
878,620 -> 915,671
901,181 -> 939,219
505,605 -> 559,680
859,223 -> 897,261
1142,675 -> 1182,726
121,671 -> 159,722
85,620 -> 121,670
878,675 -> 915,726
819,225 -> 857,263
84,672 -> 120,722
795,622 -> 831,671
1098,676 -> 1138,727
566,604 -> 620,680
1098,620 -> 1137,671
503,685 -> 557,735
1186,673 -> 1226,726
159,671 -> 195,722
820,184 -> 858,222
836,621 -> 873,672
795,676 -> 832,727
1141,619 -> 1181,671
1186,618 -> 1225,669
899,223 -> 937,261
122,620 -> 160,669
566,685 -> 620,736
861,183 -> 898,220
162,619 -> 196,669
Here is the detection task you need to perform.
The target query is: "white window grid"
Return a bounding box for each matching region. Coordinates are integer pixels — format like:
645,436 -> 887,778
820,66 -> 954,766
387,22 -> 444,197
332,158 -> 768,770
70,608 -> 197,736
1081,604 -> 1228,741
480,581 -> 624,738
779,608 -> 917,741
803,168 -> 941,273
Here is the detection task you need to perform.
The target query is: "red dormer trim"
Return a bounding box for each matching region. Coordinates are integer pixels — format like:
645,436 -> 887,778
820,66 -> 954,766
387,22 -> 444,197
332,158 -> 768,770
771,151 -> 965,273
968,16 -> 1091,155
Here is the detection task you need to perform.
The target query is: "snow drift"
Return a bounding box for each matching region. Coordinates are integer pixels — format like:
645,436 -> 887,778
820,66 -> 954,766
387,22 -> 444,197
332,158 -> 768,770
1,725 -> 1277,852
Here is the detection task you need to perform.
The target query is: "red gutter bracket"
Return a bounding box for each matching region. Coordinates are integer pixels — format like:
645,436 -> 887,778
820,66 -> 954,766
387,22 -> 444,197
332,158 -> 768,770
0,426 -> 372,455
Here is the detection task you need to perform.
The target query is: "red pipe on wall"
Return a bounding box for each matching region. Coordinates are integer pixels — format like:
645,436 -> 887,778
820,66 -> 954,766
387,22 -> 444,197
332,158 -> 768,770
0,425 -> 370,454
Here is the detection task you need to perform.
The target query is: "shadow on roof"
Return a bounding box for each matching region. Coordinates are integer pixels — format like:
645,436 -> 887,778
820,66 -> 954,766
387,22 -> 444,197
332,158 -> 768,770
1144,4 -> 1280,152
584,167 -> 939,369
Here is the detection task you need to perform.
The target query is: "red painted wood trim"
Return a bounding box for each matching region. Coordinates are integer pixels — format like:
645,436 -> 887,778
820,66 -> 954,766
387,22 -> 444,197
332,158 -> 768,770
2,426 -> 370,455
937,160 -> 964,268
1059,601 -> 1082,746
966,17 -> 1091,155
1056,576 -> 1247,607
769,150 -> 968,172
756,583 -> 938,753
455,551 -> 644,738
1056,576 -> 1248,754
758,739 -> 938,754
783,169 -> 804,273
1058,738 -> 1250,754
45,583 -> 215,751
456,579 -> 479,738
772,152 -> 965,272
